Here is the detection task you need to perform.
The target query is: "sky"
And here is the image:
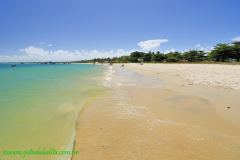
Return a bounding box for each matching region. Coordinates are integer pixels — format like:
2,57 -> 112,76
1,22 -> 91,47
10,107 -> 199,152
0,0 -> 239,62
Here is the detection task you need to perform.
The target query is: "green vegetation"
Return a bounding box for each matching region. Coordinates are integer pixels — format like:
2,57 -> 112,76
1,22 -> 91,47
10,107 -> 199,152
76,41 -> 240,63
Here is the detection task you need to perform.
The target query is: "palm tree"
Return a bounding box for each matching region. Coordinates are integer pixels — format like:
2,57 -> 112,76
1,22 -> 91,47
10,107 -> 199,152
232,42 -> 240,62
183,50 -> 206,62
210,43 -> 232,62
153,52 -> 165,62
165,52 -> 182,62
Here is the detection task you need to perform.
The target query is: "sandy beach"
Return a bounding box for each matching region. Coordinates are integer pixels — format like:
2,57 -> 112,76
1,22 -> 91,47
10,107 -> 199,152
126,63 -> 240,90
72,64 -> 240,160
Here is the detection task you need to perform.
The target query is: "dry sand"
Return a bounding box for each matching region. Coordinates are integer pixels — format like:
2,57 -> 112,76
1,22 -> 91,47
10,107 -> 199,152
72,64 -> 240,160
126,63 -> 240,90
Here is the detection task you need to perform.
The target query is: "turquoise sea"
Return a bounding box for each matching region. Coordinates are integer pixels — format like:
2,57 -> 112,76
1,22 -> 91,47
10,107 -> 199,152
0,63 -> 106,160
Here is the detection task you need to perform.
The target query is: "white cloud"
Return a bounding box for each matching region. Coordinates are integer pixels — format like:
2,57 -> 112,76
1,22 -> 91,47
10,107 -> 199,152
0,46 -> 129,62
164,48 -> 175,54
47,44 -> 53,47
194,43 -> 205,50
194,44 -> 201,48
194,44 -> 213,52
232,36 -> 240,42
138,39 -> 168,51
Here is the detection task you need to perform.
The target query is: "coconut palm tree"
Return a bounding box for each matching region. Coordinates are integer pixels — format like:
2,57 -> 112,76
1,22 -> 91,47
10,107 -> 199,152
183,50 -> 206,62
210,43 -> 232,62
232,42 -> 240,61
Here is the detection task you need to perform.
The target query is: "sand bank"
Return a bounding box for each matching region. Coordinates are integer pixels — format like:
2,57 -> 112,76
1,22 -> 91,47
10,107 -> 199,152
72,64 -> 240,160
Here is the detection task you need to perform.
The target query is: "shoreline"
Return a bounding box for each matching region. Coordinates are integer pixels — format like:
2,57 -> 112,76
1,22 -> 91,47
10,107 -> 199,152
70,68 -> 110,160
72,63 -> 240,160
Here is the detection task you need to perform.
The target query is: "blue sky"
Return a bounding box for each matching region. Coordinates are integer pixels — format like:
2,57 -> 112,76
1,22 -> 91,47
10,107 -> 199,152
0,0 -> 239,61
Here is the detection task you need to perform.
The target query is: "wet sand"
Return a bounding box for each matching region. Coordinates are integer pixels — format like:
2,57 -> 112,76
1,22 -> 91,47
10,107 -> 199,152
72,64 -> 240,160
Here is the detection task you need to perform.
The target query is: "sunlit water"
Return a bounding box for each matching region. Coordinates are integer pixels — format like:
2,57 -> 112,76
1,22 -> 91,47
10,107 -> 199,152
0,63 -> 106,160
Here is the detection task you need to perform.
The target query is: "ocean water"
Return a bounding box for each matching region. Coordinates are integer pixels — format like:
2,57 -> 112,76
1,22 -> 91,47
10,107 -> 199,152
0,63 -> 106,160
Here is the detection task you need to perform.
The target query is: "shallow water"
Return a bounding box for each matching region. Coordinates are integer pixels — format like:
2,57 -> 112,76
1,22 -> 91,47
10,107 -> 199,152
0,64 -> 106,160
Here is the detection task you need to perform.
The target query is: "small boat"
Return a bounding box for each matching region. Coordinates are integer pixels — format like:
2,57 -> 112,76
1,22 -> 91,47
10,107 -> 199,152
11,64 -> 16,67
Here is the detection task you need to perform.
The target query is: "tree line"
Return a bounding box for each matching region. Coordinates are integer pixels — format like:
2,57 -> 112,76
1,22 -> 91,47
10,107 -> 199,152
77,41 -> 240,63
